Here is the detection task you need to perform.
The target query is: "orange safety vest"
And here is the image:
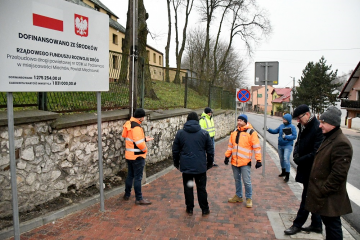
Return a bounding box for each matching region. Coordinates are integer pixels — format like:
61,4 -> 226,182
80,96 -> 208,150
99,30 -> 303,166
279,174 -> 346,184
225,123 -> 262,167
122,117 -> 147,160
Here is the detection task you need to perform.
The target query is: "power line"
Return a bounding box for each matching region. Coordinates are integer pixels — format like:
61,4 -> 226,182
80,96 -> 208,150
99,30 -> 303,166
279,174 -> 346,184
256,48 -> 360,52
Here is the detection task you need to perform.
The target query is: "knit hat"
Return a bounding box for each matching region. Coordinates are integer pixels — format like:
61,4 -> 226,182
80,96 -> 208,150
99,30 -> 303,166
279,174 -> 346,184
204,107 -> 212,114
293,104 -> 310,118
134,108 -> 146,118
319,106 -> 341,127
187,112 -> 199,121
238,114 -> 248,124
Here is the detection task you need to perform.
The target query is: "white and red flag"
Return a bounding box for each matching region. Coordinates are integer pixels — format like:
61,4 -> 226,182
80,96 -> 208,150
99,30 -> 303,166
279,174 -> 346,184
32,1 -> 63,31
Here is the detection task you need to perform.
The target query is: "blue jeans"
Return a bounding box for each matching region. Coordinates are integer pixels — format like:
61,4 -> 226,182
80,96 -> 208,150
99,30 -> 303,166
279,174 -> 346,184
125,157 -> 145,201
278,145 -> 292,172
231,165 -> 252,199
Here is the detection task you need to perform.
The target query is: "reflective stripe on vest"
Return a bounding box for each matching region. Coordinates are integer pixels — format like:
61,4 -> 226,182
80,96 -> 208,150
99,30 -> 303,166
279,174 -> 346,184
201,117 -> 215,134
125,138 -> 146,152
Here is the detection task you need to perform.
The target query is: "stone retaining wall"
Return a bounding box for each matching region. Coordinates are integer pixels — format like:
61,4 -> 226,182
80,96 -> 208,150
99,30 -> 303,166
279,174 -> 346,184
0,109 -> 235,217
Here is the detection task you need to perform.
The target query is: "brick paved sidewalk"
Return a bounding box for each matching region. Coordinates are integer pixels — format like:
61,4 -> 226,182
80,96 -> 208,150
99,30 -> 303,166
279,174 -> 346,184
6,137 -> 356,239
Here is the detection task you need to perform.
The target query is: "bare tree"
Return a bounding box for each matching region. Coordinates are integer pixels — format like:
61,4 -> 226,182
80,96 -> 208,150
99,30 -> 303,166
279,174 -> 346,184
172,0 -> 195,84
165,0 -> 172,82
183,28 -> 246,91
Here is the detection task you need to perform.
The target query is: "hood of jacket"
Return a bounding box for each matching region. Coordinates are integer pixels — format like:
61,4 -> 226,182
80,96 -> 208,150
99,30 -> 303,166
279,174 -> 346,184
237,122 -> 252,132
283,113 -> 292,125
184,120 -> 201,133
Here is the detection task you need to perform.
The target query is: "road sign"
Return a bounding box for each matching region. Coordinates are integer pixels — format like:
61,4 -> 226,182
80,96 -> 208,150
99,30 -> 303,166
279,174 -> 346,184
254,61 -> 279,85
236,89 -> 250,102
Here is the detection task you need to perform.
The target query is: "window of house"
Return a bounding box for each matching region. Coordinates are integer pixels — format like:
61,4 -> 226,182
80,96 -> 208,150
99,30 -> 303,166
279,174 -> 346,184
94,5 -> 100,11
154,70 -> 156,74
159,56 -> 161,65
153,53 -> 156,63
113,55 -> 119,69
122,38 -> 125,49
112,34 -> 118,45
147,50 -> 150,60
357,91 -> 360,101
107,13 -> 111,18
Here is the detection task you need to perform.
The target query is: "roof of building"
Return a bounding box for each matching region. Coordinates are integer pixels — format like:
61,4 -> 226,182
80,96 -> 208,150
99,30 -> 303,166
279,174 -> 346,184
271,88 -> 291,103
338,61 -> 360,98
66,0 -> 125,33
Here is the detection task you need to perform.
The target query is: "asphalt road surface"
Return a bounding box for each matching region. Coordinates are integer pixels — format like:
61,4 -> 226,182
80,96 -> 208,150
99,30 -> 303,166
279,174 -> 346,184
246,112 -> 360,235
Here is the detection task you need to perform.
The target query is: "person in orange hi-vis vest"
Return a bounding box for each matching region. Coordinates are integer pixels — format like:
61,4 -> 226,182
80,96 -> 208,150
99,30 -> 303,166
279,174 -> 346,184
224,114 -> 262,208
122,108 -> 154,205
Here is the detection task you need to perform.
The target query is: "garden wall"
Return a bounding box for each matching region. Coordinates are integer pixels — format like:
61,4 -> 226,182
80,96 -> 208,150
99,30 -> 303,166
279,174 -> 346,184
0,108 -> 235,217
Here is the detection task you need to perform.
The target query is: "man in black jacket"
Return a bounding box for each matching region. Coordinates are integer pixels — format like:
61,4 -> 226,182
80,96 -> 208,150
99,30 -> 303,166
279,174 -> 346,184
172,112 -> 214,216
284,104 -> 324,235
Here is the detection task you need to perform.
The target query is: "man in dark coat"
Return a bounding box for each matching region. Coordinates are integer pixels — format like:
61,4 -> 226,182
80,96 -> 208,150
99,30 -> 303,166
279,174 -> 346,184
305,106 -> 352,240
172,112 -> 214,216
284,104 -> 324,235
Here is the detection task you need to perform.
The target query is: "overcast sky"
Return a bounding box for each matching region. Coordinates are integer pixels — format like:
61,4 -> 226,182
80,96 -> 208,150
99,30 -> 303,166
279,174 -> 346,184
101,0 -> 360,88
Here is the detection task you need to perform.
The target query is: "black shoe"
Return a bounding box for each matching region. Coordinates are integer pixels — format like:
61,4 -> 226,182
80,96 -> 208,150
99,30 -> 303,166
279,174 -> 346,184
202,209 -> 210,216
213,163 -> 218,167
123,194 -> 130,201
278,168 -> 286,177
186,209 -> 193,216
302,225 -> 322,233
284,172 -> 290,182
284,226 -> 301,235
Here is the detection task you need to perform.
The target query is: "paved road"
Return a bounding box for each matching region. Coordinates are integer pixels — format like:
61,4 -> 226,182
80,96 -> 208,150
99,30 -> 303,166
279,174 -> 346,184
246,112 -> 360,235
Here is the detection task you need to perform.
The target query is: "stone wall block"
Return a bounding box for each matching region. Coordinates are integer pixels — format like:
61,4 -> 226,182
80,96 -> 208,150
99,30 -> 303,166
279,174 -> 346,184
61,160 -> 73,168
24,136 -> 39,147
21,147 -> 35,161
73,127 -> 82,137
0,154 -> 10,166
51,143 -> 66,153
35,123 -> 48,133
14,128 -> 23,137
35,145 -> 45,157
26,172 -> 37,185
17,160 -> 26,170
1,130 -> 9,139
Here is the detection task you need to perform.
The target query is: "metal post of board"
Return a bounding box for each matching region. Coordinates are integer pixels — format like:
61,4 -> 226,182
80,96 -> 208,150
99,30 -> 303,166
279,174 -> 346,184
97,92 -> 105,212
7,92 -> 20,240
262,63 -> 269,177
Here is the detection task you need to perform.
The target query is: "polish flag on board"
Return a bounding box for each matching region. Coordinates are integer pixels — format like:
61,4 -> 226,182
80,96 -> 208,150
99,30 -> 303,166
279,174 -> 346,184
32,1 -> 63,32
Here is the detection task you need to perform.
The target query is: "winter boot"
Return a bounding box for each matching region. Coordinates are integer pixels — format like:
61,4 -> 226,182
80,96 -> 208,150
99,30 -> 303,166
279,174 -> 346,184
284,172 -> 290,182
278,168 -> 286,177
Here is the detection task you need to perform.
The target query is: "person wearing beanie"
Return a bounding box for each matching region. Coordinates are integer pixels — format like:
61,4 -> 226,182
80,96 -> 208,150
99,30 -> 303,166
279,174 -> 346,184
305,106 -> 353,239
122,108 -> 154,205
266,113 -> 297,182
224,113 -> 262,208
173,112 -> 214,216
284,105 -> 323,235
200,107 -> 217,166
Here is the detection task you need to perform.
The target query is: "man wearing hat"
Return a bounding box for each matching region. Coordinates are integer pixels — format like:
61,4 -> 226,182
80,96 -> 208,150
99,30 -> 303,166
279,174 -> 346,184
305,106 -> 352,239
284,104 -> 323,235
224,114 -> 262,208
172,112 -> 214,216
200,107 -> 218,166
122,108 -> 154,205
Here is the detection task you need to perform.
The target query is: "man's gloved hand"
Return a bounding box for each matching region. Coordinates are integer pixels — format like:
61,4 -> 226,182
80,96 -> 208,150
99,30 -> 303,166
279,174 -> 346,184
263,126 -> 269,131
282,133 -> 286,139
255,161 -> 262,169
224,157 -> 230,165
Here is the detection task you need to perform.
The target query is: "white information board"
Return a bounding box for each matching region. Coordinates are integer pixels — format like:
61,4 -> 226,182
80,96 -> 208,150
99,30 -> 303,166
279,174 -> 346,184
0,0 -> 109,92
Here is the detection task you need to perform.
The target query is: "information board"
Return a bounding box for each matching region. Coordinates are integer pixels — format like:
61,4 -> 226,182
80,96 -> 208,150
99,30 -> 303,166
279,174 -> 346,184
0,0 -> 109,92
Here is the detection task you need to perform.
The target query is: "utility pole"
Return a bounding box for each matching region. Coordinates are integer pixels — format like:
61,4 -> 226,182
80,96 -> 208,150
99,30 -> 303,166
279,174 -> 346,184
289,76 -> 295,114
129,0 -> 138,117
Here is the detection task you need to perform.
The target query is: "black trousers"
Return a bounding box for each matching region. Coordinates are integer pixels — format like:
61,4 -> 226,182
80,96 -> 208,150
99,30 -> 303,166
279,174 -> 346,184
321,216 -> 342,240
293,182 -> 322,228
182,172 -> 209,211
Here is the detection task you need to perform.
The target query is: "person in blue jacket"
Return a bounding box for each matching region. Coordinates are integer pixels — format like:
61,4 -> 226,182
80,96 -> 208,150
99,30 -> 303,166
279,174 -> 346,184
266,113 -> 297,182
172,112 -> 214,216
